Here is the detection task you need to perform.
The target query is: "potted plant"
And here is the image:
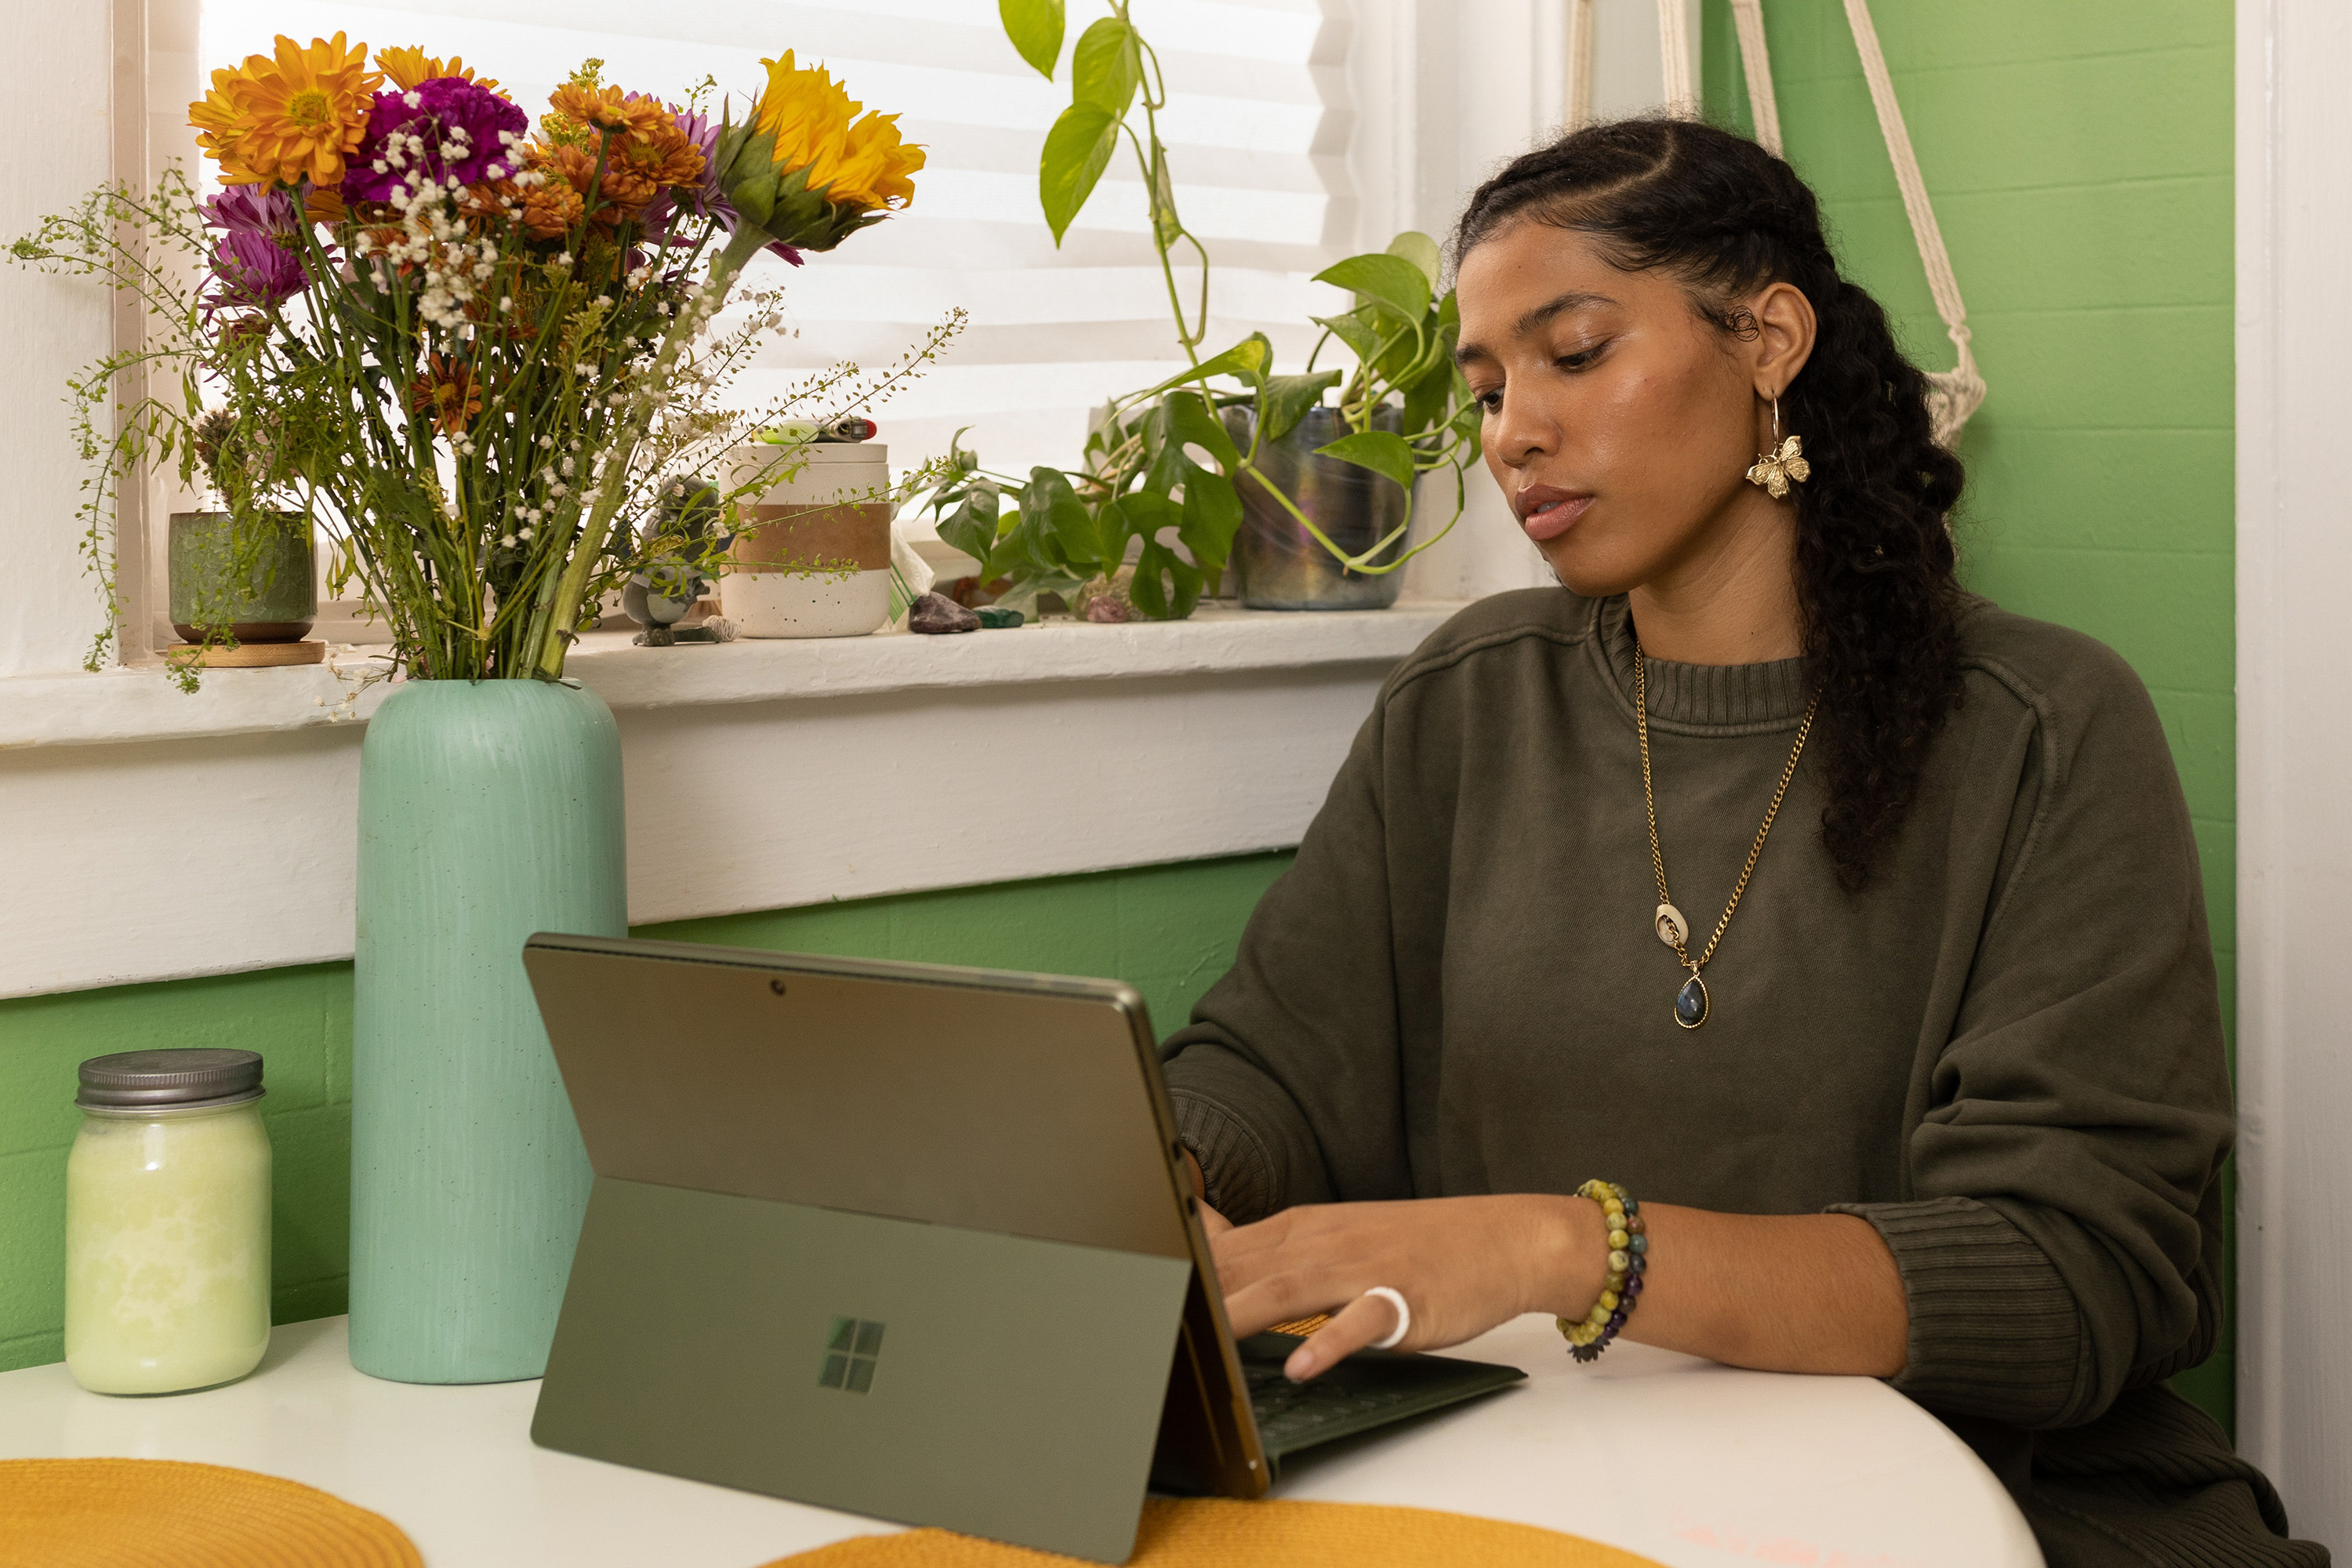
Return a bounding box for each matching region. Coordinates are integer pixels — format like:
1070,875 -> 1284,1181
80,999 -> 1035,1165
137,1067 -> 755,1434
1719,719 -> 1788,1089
913,1 -> 1482,619
168,410 -> 319,668
15,38 -> 942,1382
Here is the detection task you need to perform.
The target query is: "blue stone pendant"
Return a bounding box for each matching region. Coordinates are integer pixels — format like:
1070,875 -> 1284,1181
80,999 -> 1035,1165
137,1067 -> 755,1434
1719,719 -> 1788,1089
1674,971 -> 1710,1029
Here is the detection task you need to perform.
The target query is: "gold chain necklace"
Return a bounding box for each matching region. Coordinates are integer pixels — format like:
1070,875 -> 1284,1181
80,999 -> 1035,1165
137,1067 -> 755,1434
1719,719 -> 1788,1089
1634,640 -> 1820,1029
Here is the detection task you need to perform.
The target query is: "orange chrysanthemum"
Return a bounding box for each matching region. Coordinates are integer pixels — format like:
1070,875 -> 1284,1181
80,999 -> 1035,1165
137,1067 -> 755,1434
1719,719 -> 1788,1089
518,147 -> 590,238
751,52 -> 924,213
302,184 -> 348,225
193,34 -> 382,190
604,115 -> 704,208
547,82 -> 667,138
376,45 -> 499,94
190,66 -> 251,174
408,354 -> 481,434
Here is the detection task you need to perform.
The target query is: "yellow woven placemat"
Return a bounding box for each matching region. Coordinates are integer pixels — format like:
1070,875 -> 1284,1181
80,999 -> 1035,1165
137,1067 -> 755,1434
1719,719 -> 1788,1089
764,1497 -> 1665,1567
0,1458 -> 421,1568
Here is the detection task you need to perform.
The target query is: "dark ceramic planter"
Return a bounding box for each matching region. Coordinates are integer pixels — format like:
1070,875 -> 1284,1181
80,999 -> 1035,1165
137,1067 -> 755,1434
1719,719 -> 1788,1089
1222,405 -> 1408,612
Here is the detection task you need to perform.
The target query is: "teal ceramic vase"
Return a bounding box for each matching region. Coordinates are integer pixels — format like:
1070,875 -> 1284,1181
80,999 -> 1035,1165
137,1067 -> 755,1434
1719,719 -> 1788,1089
350,679 -> 626,1383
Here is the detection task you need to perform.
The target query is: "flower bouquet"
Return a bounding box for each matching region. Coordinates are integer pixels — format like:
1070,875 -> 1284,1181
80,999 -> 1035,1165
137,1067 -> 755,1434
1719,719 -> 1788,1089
15,36 -> 939,681
15,36 -> 942,1384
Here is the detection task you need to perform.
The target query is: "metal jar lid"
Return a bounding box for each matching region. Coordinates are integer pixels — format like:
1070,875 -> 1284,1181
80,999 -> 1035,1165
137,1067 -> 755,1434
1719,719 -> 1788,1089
77,1049 -> 265,1110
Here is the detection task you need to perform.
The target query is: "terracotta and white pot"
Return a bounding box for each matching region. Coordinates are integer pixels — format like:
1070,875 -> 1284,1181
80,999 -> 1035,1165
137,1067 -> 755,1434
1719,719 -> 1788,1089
719,443 -> 895,638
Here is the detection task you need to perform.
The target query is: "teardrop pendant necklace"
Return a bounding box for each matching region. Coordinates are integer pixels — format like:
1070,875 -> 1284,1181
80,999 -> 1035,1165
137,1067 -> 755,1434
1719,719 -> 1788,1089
1634,639 -> 1819,1029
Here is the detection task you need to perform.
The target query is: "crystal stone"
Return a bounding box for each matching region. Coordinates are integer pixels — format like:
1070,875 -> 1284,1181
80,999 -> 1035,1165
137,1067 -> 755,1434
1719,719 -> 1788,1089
1674,973 -> 1709,1029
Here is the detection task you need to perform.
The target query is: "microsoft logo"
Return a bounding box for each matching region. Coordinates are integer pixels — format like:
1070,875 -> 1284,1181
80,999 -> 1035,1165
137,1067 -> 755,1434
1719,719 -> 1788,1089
820,1317 -> 885,1393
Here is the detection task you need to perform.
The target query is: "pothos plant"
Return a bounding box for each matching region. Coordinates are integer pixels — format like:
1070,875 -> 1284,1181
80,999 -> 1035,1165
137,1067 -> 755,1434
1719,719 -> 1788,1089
913,0 -> 1482,621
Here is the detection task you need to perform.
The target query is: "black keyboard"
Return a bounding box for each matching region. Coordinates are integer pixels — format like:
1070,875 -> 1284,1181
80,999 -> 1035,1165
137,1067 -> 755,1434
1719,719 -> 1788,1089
1244,1358 -> 1424,1447
1233,1333 -> 1525,1458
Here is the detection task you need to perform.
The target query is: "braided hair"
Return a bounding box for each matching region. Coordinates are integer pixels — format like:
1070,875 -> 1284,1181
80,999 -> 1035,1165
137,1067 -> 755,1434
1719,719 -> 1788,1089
1452,117 -> 1965,892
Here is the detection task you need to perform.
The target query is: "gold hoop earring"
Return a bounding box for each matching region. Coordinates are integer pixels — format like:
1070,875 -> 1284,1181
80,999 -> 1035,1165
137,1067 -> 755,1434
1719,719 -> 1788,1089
1745,397 -> 1810,499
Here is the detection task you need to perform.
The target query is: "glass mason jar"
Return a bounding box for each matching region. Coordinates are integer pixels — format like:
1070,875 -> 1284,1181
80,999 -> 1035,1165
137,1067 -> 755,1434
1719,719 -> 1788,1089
65,1049 -> 271,1395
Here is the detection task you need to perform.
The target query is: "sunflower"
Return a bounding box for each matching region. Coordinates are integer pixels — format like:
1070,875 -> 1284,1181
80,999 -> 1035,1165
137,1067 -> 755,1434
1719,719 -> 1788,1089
750,53 -> 923,214
194,34 -> 382,190
711,52 -> 921,254
376,45 -> 499,94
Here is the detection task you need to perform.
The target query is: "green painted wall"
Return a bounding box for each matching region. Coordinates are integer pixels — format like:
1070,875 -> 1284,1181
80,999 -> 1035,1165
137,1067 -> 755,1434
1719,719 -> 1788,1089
1702,2 -> 2236,1433
0,852 -> 1292,1376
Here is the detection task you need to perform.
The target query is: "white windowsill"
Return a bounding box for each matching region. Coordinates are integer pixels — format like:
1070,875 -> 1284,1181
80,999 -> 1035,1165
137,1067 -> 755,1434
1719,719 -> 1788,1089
0,601 -> 1468,752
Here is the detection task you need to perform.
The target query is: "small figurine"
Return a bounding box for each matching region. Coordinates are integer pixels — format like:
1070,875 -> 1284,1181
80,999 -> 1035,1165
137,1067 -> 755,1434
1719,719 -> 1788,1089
627,475 -> 728,647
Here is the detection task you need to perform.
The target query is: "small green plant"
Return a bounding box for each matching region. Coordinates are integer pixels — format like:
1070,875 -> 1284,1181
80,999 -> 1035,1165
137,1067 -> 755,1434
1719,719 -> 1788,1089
915,1 -> 1481,620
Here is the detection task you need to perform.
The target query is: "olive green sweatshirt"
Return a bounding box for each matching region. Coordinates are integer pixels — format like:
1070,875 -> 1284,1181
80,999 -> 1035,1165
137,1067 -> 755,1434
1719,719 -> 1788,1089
1162,590 -> 2323,1567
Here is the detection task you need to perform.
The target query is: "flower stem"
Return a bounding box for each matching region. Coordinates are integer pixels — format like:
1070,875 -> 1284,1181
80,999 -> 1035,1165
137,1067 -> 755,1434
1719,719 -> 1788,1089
532,223 -> 768,679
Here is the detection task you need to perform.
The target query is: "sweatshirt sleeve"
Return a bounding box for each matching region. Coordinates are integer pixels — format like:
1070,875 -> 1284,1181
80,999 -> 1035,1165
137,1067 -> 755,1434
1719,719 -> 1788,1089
1159,698 -> 1414,1223
1834,641 -> 2234,1430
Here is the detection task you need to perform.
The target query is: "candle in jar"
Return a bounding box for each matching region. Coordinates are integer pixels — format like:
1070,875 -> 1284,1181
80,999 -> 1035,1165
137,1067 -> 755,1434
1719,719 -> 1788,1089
65,1050 -> 271,1396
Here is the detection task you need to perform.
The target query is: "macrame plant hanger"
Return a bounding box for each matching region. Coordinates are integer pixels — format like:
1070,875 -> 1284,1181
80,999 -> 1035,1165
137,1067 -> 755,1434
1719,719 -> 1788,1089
1563,0 -> 1985,447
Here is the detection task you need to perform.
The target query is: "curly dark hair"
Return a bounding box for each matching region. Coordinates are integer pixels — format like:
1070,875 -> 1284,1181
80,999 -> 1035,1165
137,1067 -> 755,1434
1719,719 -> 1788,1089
1451,117 -> 1965,891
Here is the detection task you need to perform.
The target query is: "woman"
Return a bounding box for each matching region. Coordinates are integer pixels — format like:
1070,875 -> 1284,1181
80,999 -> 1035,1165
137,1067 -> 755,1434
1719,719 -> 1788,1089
1160,119 -> 2321,1566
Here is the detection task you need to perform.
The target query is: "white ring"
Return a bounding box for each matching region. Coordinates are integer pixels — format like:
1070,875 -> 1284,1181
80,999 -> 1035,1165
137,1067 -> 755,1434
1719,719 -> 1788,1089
1363,1286 -> 1410,1350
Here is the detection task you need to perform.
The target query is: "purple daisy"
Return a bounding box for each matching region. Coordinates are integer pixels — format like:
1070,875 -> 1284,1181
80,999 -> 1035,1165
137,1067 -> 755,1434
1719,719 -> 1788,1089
640,105 -> 801,265
343,77 -> 529,205
202,186 -> 307,317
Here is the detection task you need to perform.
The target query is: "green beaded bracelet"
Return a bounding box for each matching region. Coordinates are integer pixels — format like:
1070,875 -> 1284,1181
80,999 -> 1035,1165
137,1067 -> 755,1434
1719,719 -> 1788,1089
1555,1178 -> 1646,1363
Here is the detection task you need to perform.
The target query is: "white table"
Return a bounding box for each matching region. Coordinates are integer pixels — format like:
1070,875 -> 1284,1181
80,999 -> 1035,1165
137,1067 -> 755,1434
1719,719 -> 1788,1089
0,1316 -> 2040,1567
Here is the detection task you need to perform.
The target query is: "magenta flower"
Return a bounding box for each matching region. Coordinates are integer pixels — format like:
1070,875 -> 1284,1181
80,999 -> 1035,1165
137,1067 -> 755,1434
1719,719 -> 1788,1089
343,77 -> 528,205
202,187 -> 307,317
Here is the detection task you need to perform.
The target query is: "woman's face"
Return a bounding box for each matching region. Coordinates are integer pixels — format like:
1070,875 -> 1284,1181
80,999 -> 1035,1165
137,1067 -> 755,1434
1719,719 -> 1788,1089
1454,219 -> 1803,598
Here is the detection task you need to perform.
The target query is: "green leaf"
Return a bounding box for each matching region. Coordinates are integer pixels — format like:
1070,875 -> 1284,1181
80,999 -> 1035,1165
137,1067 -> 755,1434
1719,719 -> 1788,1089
1040,103 -> 1120,245
1163,389 -> 1240,470
1072,17 -> 1142,118
936,481 -> 1002,572
1259,370 -> 1341,445
1031,466 -> 1110,573
1137,401 -> 1184,495
1131,536 -> 1204,621
1102,488 -> 1171,571
1399,364 -> 1452,441
1117,488 -> 1178,543
1316,429 -> 1419,495
1314,252 -> 1432,325
1000,0 -> 1064,78
1312,309 -> 1385,369
1178,463 -> 1242,579
1139,335 -> 1272,401
1386,230 -> 1443,291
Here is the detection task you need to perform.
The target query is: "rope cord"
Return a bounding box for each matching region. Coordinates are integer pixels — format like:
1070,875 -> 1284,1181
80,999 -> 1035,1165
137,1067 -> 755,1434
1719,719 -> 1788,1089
1727,0 -> 1781,155
1655,0 -> 1697,119
1566,0 -> 1597,128
1836,0 -> 1984,443
1557,0 -> 1984,445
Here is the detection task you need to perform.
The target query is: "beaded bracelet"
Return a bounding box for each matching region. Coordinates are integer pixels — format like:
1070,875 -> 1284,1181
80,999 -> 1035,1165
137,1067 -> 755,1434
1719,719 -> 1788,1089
1555,1179 -> 1646,1363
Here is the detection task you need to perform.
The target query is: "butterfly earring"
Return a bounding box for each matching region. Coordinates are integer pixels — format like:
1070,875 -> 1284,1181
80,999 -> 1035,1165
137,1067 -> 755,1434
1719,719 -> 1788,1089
1745,397 -> 1810,499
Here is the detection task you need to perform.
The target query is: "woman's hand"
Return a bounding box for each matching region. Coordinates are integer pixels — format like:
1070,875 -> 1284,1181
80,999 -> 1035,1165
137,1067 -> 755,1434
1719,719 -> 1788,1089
1209,1195 -> 1607,1381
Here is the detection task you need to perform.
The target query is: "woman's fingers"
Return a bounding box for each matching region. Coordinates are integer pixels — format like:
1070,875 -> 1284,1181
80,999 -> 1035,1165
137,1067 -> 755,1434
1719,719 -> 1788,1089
1285,1289 -> 1406,1380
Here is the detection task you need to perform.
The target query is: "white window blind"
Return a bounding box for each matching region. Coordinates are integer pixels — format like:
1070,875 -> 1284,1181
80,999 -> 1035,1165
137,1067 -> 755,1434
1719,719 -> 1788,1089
189,0 -> 1353,488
